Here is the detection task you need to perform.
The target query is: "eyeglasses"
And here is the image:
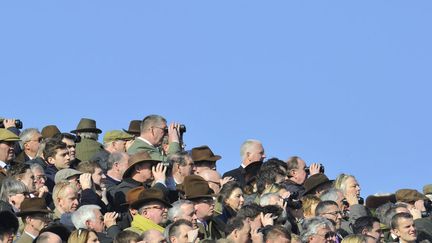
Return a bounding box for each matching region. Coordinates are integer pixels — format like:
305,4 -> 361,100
153,126 -> 168,134
35,175 -> 47,181
323,211 -> 343,216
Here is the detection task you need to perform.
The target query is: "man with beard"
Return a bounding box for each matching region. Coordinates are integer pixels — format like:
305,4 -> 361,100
125,188 -> 172,234
16,198 -> 51,243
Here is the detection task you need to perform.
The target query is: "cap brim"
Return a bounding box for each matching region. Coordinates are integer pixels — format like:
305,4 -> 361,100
194,155 -> 222,162
70,128 -> 102,134
122,160 -> 160,179
132,198 -> 172,209
122,129 -> 140,135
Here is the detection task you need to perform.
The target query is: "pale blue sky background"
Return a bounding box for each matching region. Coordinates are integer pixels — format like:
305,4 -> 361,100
1,1 -> 431,197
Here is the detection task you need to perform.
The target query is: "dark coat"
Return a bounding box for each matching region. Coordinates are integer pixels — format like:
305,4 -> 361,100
223,166 -> 246,187
216,205 -> 237,224
281,179 -> 305,197
14,151 -> 31,164
197,217 -> 226,240
75,138 -> 104,162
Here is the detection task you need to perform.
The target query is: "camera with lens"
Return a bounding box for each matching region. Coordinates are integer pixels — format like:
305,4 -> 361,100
0,119 -> 23,129
283,191 -> 303,209
163,124 -> 186,134
422,199 -> 432,218
304,164 -> 325,174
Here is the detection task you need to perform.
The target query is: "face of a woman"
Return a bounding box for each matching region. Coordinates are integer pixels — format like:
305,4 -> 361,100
87,231 -> 100,243
345,177 -> 361,197
225,188 -> 244,211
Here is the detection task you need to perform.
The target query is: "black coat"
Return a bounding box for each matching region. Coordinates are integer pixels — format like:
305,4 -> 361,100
223,166 -> 246,187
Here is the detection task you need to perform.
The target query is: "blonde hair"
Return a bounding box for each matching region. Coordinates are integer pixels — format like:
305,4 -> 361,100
52,181 -> 76,206
333,173 -> 355,194
301,194 -> 321,218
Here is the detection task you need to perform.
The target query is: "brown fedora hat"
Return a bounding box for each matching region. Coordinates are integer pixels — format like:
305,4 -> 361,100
123,120 -> 142,136
133,188 -> 172,209
191,145 -> 221,162
123,151 -> 161,179
70,118 -> 102,134
121,186 -> 146,209
16,198 -> 51,216
41,125 -> 61,139
182,175 -> 215,200
366,193 -> 396,209
303,174 -> 334,196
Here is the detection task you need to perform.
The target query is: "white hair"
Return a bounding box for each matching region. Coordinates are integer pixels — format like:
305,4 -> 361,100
240,139 -> 261,160
168,200 -> 194,221
259,192 -> 280,207
301,216 -> 333,243
19,128 -> 40,149
71,204 -> 101,229
78,132 -> 99,140
320,188 -> 343,202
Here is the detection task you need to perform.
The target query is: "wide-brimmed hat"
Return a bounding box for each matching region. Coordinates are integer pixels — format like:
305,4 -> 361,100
303,174 -> 334,196
122,186 -> 146,209
423,184 -> 432,195
244,161 -> 263,185
103,130 -> 134,144
365,193 -> 396,209
55,169 -> 82,184
16,198 -> 51,216
133,188 -> 172,209
182,175 -> 215,200
123,151 -> 161,179
123,120 -> 141,136
70,118 -> 102,134
395,189 -> 428,203
41,125 -> 61,139
191,145 -> 221,162
0,129 -> 20,142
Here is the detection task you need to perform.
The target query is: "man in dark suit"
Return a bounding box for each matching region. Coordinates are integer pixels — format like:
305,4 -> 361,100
127,114 -> 181,163
222,139 -> 266,187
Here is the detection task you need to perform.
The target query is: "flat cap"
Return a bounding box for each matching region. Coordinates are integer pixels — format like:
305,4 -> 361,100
55,169 -> 82,184
395,189 -> 428,203
0,129 -> 20,142
103,130 -> 134,144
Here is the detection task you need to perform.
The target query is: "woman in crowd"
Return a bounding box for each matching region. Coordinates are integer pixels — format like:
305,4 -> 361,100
216,181 -> 244,223
68,228 -> 100,243
334,173 -> 362,207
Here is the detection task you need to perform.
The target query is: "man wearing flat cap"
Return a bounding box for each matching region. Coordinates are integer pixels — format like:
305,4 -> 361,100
16,198 -> 51,243
91,130 -> 134,172
0,128 -> 21,181
71,118 -> 104,162
127,114 -> 181,162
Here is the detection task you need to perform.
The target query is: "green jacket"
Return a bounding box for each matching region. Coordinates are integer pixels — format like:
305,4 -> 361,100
75,138 -> 104,162
124,214 -> 164,234
127,138 -> 180,162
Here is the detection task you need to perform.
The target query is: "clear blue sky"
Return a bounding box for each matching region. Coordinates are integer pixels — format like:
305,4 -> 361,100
1,1 -> 431,197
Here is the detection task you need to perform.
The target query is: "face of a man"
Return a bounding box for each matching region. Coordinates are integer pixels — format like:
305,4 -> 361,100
20,169 -> 36,192
142,202 -> 168,225
235,222 -> 251,243
58,186 -> 79,213
309,226 -> 335,243
113,139 -> 127,152
89,209 -> 105,233
171,225 -> 193,243
26,133 -> 42,156
92,167 -> 106,186
117,154 -> 130,176
320,205 -> 342,229
152,122 -> 168,147
178,203 -> 198,228
62,138 -> 76,161
49,148 -> 70,169
194,198 -> 215,221
367,221 -> 383,242
294,158 -> 307,185
393,217 -> 417,243
28,214 -> 50,232
247,143 -> 266,163
136,162 -> 153,183
178,157 -> 194,177
33,168 -> 47,191
0,141 -> 16,162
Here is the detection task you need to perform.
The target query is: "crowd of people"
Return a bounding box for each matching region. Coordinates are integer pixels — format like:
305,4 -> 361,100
0,115 -> 431,243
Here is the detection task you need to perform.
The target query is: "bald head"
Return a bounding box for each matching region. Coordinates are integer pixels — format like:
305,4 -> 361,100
200,169 -> 222,194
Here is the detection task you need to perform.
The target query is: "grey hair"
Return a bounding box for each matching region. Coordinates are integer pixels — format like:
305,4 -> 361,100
240,139 -> 261,160
107,152 -> 127,171
0,178 -> 28,202
78,132 -> 99,140
167,151 -> 192,167
259,193 -> 280,207
141,115 -> 167,132
36,140 -> 46,158
30,163 -> 44,173
168,200 -> 194,221
19,128 -> 40,149
301,216 -> 333,243
320,188 -> 343,202
71,204 -> 101,229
